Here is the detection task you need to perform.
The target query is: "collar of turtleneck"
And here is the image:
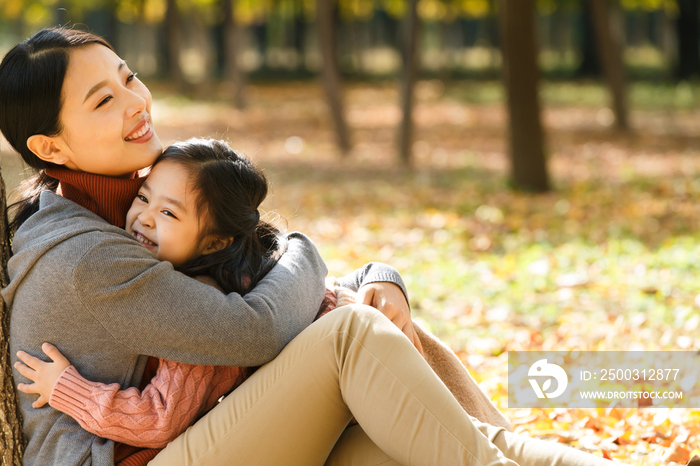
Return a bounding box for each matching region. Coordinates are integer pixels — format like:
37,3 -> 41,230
44,168 -> 147,228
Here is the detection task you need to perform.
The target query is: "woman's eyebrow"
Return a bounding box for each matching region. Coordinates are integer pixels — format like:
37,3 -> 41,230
83,61 -> 126,103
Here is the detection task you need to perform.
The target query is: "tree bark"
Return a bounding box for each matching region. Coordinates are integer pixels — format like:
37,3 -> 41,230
0,162 -> 24,465
576,0 -> 602,78
676,0 -> 700,80
589,0 -> 629,130
221,0 -> 246,108
499,0 -> 550,192
398,0 -> 419,167
316,0 -> 351,155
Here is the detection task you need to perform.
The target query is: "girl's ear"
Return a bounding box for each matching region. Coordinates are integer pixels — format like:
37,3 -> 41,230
26,135 -> 68,165
201,235 -> 234,255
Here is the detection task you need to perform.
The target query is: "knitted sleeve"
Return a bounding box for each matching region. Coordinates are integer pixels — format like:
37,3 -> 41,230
72,232 -> 327,367
336,262 -> 409,305
49,360 -> 247,449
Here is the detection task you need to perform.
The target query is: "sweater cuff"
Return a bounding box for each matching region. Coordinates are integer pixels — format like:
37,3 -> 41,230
361,272 -> 409,303
336,262 -> 411,308
50,365 -> 96,416
358,267 -> 410,307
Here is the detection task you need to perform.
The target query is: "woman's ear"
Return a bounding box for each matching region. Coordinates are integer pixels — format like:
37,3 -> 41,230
26,135 -> 68,165
201,235 -> 234,255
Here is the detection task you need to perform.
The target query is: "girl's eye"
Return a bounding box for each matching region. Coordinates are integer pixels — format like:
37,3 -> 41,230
96,95 -> 112,108
162,210 -> 177,219
126,72 -> 138,84
137,194 -> 148,203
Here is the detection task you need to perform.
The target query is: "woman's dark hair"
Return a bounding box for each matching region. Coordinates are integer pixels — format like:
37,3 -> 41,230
0,27 -> 113,234
156,138 -> 287,295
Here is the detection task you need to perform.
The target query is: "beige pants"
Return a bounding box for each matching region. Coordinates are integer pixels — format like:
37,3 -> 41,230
149,305 -> 614,466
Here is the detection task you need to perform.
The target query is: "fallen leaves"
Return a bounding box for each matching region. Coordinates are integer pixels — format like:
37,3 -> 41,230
5,80 -> 698,465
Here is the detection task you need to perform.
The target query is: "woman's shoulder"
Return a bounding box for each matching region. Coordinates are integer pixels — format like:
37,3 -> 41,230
13,191 -> 131,250
7,192 -> 143,286
4,192 -> 155,309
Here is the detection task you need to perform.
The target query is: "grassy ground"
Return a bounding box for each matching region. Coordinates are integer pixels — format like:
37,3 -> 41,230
2,79 -> 699,464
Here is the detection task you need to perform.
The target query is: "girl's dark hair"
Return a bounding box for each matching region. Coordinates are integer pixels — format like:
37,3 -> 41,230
157,138 -> 286,295
0,27 -> 113,234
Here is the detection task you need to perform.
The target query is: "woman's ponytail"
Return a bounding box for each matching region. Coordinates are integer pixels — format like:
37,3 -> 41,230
8,171 -> 59,235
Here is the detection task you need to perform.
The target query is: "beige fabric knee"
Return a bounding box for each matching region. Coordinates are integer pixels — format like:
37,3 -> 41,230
325,425 -> 399,466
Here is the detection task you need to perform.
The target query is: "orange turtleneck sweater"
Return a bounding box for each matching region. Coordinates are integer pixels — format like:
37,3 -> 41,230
45,168 -> 146,229
44,167 -> 161,466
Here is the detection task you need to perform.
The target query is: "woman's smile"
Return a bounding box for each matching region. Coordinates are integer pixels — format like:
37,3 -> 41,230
125,118 -> 153,142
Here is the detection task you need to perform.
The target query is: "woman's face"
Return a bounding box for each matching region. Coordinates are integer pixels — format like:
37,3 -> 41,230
54,44 -> 162,176
125,161 -> 208,267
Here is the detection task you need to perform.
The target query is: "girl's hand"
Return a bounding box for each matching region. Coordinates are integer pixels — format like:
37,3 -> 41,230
15,343 -> 71,408
357,282 -> 424,355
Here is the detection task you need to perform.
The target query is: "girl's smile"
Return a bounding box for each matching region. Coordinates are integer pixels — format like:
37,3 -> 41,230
132,230 -> 157,249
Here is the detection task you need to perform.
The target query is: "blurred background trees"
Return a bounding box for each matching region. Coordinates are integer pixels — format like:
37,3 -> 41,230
0,0 -> 695,183
0,0 -> 686,84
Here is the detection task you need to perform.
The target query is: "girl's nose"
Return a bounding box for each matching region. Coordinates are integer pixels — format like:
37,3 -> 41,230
137,209 -> 153,228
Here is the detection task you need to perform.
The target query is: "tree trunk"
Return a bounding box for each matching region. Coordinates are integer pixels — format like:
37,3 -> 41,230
577,0 -> 601,78
553,8 -> 571,65
55,2 -> 70,25
676,0 -> 700,80
659,8 -> 676,68
499,0 -> 550,192
589,0 -> 629,130
316,0 -> 351,155
0,163 -> 24,465
293,2 -> 307,71
165,0 -> 184,87
221,0 -> 246,108
398,0 -> 419,166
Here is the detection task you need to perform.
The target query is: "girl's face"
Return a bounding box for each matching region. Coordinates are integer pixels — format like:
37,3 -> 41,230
125,161 -> 210,266
50,44 -> 162,176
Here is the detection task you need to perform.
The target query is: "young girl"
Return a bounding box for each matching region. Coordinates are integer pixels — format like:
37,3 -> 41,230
13,137 -> 411,463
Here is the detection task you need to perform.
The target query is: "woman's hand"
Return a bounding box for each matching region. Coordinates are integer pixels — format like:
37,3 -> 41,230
15,343 -> 71,408
357,282 -> 424,355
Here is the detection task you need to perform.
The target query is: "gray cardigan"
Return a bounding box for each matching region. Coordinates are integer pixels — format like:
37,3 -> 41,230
4,192 -> 407,466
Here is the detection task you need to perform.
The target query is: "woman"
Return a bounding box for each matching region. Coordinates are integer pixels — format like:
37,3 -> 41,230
0,28 -> 615,465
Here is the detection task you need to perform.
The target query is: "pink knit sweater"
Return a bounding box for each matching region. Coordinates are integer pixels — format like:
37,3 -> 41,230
50,360 -> 248,448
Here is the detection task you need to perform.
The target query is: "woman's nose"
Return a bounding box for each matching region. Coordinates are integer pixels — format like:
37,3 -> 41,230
125,89 -> 148,119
